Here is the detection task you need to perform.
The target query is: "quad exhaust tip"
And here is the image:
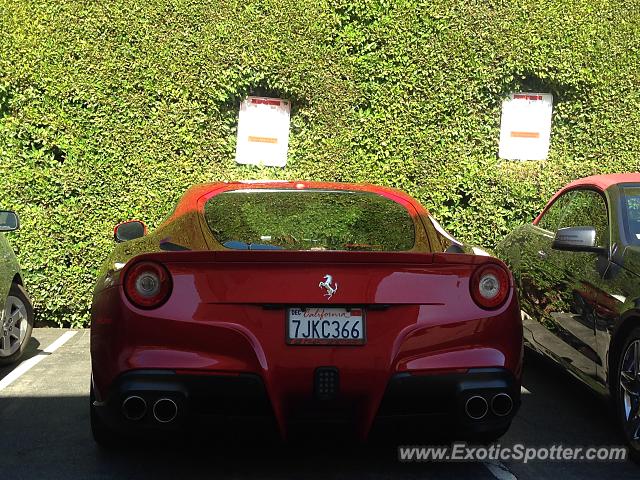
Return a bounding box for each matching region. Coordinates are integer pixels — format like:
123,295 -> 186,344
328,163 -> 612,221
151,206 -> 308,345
153,398 -> 178,423
491,393 -> 513,417
465,395 -> 489,420
122,395 -> 147,421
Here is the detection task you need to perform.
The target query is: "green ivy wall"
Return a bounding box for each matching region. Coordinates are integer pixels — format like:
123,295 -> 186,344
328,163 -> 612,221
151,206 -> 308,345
0,0 -> 638,325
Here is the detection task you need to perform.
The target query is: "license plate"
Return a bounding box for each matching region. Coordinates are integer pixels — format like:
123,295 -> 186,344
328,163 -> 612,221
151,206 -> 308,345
286,307 -> 366,345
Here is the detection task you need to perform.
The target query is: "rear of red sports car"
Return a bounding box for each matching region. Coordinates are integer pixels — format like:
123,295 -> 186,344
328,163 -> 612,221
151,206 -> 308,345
90,182 -> 522,444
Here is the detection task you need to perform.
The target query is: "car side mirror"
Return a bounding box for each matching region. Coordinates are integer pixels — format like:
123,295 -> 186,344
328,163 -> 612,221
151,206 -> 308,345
0,211 -> 19,232
552,226 -> 607,255
114,220 -> 147,243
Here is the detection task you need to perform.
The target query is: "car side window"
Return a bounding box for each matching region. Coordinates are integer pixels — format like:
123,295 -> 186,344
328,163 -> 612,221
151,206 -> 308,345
537,192 -> 574,232
622,188 -> 640,243
559,189 -> 610,248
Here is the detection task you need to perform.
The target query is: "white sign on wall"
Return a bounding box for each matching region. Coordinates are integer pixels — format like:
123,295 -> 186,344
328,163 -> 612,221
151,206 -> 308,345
235,97 -> 291,167
499,92 -> 553,161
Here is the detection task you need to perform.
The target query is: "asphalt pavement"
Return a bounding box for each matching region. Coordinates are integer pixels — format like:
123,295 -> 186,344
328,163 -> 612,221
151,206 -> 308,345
0,328 -> 638,479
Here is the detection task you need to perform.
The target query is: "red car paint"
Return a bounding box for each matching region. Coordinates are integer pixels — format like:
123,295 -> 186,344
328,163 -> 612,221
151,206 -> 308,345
534,173 -> 640,225
90,181 -> 523,440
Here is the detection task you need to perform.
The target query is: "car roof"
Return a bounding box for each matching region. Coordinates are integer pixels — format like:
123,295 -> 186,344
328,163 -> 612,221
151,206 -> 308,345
166,180 -> 429,224
533,172 -> 640,225
563,173 -> 640,191
180,180 -> 423,204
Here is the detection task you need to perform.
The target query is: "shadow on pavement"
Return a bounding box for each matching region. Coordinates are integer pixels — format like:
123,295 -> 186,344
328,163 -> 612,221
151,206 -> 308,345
0,337 -> 41,380
501,350 -> 638,479
0,395 -> 495,480
1,348 -> 638,479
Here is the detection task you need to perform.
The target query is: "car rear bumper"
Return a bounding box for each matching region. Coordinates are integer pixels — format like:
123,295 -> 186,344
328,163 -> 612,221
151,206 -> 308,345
372,367 -> 519,438
91,280 -> 523,440
92,366 -> 519,440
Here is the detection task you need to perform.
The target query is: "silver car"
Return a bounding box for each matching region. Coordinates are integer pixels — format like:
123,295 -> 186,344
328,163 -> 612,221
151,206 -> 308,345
0,211 -> 33,365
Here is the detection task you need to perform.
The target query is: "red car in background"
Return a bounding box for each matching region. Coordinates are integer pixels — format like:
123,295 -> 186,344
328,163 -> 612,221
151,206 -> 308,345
90,181 -> 523,446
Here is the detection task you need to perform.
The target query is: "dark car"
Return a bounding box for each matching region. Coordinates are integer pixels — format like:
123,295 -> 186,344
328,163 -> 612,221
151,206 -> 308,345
90,181 -> 522,446
496,173 -> 640,458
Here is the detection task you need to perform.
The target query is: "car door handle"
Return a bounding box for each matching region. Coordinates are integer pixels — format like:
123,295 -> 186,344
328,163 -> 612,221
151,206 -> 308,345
538,250 -> 548,259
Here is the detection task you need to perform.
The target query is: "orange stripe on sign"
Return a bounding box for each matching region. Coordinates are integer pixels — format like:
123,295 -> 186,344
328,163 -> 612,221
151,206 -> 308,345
248,136 -> 278,144
510,131 -> 540,139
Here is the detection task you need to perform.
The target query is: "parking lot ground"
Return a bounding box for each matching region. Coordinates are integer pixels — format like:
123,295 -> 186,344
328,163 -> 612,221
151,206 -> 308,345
0,328 -> 638,479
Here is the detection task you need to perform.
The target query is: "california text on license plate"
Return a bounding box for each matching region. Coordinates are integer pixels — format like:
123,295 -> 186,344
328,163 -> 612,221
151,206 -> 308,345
286,307 -> 366,345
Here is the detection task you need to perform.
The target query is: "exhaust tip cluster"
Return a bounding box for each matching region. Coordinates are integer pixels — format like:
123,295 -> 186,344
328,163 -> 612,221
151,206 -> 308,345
464,393 -> 513,420
122,396 -> 178,424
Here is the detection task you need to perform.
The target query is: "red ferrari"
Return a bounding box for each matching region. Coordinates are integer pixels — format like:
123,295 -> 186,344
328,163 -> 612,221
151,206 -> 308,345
90,181 -> 523,445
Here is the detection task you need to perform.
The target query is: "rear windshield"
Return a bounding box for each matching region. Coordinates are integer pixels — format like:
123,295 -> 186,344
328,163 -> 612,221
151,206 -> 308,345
203,189 -> 416,251
622,186 -> 640,245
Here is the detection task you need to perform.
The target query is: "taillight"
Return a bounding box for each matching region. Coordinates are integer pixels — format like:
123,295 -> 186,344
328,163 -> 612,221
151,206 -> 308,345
470,263 -> 510,310
123,261 -> 172,309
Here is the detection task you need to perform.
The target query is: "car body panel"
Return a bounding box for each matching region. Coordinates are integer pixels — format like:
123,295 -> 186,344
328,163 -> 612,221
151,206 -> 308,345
0,233 -> 21,316
91,181 -> 523,439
